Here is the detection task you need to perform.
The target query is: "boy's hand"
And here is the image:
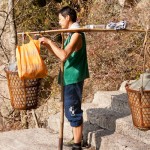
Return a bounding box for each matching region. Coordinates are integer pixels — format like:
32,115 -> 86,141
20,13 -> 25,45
38,37 -> 49,45
39,37 -> 52,50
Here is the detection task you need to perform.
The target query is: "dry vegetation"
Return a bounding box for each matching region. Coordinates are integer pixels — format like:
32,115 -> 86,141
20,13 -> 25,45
83,0 -> 149,101
14,0 -> 150,103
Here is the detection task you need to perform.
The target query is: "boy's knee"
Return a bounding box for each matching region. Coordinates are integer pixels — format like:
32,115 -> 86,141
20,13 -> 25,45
65,105 -> 83,127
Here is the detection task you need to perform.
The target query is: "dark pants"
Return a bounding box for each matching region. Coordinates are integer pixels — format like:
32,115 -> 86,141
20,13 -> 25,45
64,81 -> 84,127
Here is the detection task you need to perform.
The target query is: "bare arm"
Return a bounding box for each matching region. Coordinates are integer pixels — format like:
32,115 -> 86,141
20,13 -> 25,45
41,42 -> 55,55
39,33 -> 82,62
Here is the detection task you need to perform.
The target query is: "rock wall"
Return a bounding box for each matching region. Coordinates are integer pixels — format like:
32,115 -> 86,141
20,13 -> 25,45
0,0 -> 17,126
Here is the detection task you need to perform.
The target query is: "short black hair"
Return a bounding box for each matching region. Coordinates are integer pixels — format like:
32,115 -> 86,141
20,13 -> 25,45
58,6 -> 77,22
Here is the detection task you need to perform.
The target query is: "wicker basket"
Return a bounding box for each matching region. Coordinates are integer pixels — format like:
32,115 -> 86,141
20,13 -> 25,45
5,69 -> 40,110
126,85 -> 150,130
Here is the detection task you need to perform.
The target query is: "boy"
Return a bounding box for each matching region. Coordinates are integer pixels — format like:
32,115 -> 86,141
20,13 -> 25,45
39,6 -> 89,150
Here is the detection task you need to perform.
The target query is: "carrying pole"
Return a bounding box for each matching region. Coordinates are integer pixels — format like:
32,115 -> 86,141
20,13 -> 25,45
17,28 -> 149,36
58,32 -> 64,150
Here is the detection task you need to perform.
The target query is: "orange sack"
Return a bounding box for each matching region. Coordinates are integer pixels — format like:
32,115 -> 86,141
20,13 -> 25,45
16,33 -> 48,79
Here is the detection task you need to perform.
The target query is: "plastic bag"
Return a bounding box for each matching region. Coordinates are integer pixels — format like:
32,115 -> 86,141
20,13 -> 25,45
16,33 -> 48,79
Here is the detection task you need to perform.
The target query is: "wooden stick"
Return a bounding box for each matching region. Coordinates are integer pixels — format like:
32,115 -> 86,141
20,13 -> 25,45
17,28 -> 150,35
58,32 -> 64,150
32,109 -> 39,128
20,110 -> 28,129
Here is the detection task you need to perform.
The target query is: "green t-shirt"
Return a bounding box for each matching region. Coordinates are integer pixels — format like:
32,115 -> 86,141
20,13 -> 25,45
59,32 -> 89,86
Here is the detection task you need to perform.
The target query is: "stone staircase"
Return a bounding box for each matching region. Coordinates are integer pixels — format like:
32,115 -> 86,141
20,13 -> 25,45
48,82 -> 150,150
84,90 -> 150,150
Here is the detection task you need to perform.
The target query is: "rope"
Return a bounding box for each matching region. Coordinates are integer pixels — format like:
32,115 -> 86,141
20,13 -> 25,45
143,30 -> 149,72
140,30 -> 149,91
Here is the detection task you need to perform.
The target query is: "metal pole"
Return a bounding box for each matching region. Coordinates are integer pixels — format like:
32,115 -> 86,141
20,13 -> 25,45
58,32 -> 64,150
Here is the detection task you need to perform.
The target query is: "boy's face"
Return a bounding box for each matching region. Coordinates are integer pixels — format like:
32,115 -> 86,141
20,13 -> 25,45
59,14 -> 69,29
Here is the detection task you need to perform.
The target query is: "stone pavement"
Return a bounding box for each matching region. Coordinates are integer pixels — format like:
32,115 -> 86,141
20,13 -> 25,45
0,128 -> 71,150
0,128 -> 95,150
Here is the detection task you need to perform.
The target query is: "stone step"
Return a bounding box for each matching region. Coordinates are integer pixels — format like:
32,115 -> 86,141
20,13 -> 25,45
86,106 -> 150,145
87,128 -> 113,149
82,103 -> 100,121
83,121 -> 103,144
93,91 -> 130,115
86,107 -> 128,131
87,129 -> 150,150
48,112 -> 73,140
116,115 -> 150,145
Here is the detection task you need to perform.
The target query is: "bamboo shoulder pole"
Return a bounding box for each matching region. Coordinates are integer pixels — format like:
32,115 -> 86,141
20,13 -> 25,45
17,28 -> 150,35
58,32 -> 64,150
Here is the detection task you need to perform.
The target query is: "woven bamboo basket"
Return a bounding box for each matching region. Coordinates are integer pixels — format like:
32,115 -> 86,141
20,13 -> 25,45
5,69 -> 40,110
126,85 -> 150,130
